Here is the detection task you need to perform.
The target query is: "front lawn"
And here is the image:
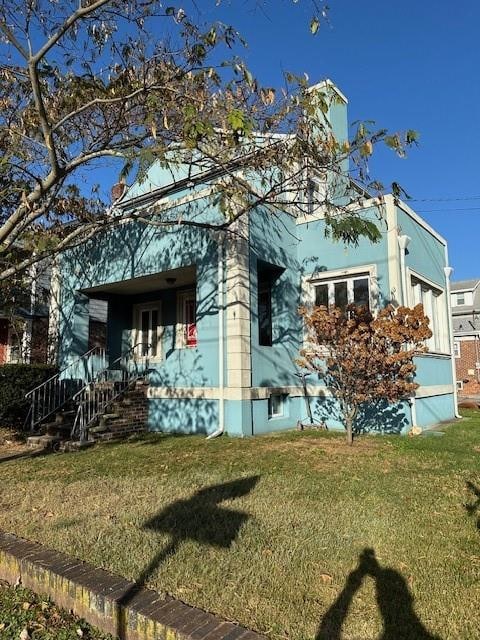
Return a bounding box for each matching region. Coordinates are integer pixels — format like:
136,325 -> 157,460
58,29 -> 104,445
0,414 -> 479,639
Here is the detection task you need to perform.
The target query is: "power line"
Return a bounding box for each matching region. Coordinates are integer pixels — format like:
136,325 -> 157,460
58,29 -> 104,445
410,195 -> 480,203
416,207 -> 480,213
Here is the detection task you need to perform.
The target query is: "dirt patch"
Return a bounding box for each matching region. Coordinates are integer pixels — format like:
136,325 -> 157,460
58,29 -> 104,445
0,427 -> 30,460
263,433 -> 386,457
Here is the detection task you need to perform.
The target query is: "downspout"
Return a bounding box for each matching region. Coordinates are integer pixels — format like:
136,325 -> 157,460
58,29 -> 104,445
397,234 -> 418,428
206,234 -> 225,439
444,264 -> 462,418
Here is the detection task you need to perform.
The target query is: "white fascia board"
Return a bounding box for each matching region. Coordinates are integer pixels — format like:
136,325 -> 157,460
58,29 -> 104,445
389,195 -> 447,246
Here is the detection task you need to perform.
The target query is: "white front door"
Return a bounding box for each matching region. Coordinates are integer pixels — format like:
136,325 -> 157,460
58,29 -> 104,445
133,303 -> 161,359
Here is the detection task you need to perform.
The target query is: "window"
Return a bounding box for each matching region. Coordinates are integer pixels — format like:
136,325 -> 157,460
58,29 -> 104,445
410,275 -> 448,353
453,291 -> 473,306
313,275 -> 371,311
454,341 -> 461,358
456,380 -> 464,391
133,303 -> 161,359
176,290 -> 197,348
268,394 -> 286,418
258,272 -> 273,347
304,175 -> 326,216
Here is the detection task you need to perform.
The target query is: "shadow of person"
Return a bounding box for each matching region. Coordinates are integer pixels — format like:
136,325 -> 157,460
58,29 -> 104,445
317,548 -> 442,640
116,475 -> 260,638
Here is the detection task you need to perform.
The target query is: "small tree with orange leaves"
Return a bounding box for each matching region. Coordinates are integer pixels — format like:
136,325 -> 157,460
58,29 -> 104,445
298,304 -> 432,445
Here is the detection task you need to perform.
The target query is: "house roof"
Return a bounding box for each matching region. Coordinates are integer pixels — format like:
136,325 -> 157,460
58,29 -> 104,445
451,279 -> 480,291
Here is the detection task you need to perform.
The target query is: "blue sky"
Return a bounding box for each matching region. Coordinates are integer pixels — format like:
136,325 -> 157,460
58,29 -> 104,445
197,0 -> 480,280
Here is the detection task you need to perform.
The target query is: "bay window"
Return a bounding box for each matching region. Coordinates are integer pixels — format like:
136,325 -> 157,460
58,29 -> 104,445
410,274 -> 449,353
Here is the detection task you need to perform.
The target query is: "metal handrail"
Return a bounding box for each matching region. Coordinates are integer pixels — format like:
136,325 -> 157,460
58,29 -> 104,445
25,346 -> 107,431
71,343 -> 151,442
26,346 -> 103,396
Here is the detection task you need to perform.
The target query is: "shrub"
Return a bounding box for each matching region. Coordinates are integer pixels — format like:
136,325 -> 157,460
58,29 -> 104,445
0,363 -> 57,428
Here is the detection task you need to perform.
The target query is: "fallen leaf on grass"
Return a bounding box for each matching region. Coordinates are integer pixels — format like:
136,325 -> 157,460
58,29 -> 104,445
20,629 -> 30,640
319,573 -> 333,584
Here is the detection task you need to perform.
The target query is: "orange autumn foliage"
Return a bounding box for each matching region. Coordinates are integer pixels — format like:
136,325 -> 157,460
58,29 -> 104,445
298,304 -> 432,444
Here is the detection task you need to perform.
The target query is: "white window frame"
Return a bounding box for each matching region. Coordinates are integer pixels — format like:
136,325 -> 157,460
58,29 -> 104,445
132,301 -> 162,361
305,175 -> 326,216
268,393 -> 286,419
407,269 -> 449,355
453,340 -> 461,358
176,289 -> 197,349
456,380 -> 464,391
6,320 -> 27,364
303,264 -> 379,311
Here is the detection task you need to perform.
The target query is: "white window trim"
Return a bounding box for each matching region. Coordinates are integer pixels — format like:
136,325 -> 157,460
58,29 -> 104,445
176,289 -> 197,349
456,380 -> 464,391
268,393 -> 286,419
453,340 -> 461,358
303,264 -> 379,310
132,301 -> 163,361
407,268 -> 449,356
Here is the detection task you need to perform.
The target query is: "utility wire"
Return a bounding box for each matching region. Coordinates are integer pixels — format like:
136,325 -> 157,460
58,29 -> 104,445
416,207 -> 480,213
409,195 -> 480,203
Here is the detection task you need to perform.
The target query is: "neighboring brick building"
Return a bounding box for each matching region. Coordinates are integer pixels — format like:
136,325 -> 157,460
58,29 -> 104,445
451,279 -> 480,396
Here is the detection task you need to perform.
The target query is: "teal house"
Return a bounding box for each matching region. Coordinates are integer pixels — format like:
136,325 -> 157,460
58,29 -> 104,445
48,80 -> 458,439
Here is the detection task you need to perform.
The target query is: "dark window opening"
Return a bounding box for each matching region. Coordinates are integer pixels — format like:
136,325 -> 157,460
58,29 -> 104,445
258,283 -> 272,346
257,261 -> 284,347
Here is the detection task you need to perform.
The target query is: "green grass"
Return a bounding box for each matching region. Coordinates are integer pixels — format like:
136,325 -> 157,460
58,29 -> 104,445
0,581 -> 112,639
0,413 -> 479,639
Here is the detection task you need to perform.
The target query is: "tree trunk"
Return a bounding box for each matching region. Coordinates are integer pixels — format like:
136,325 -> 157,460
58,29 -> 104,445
345,415 -> 353,445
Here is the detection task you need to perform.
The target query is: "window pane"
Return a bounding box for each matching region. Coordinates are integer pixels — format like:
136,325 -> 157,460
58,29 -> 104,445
334,281 -> 348,310
258,288 -> 272,346
141,311 -> 149,356
151,309 -> 158,356
353,278 -> 369,309
268,394 -> 284,417
185,298 -> 197,347
315,284 -> 329,307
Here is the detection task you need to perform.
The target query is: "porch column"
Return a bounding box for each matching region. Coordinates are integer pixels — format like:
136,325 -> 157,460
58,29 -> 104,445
225,218 -> 253,435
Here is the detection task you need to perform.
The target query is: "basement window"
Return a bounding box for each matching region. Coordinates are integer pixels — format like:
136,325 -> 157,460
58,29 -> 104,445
268,394 -> 286,418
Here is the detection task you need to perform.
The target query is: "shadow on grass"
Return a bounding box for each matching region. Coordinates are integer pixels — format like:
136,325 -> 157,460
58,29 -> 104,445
465,481 -> 480,530
316,548 -> 441,640
116,475 -> 260,639
0,447 -> 55,465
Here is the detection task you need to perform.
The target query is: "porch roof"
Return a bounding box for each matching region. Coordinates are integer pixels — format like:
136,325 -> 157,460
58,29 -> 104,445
81,265 -> 196,297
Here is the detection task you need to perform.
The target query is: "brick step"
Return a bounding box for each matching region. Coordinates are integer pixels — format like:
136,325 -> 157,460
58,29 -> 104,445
92,426 -> 146,442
